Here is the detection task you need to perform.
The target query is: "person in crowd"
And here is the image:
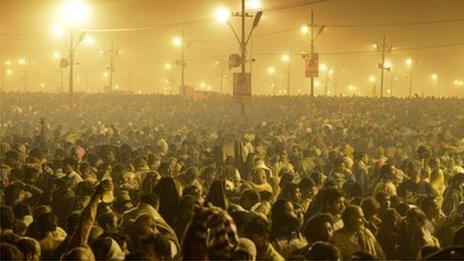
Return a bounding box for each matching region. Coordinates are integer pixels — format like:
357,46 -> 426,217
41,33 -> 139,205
333,205 -> 385,259
244,215 -> 284,261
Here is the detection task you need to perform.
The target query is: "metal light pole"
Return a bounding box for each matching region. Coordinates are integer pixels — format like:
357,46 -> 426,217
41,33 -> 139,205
310,11 -> 314,97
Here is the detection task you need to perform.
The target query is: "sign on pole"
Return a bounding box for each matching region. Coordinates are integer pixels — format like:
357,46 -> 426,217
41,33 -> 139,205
304,53 -> 319,78
233,72 -> 251,98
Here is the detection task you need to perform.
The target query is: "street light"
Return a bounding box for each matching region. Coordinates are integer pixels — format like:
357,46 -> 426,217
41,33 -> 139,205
54,0 -> 90,106
172,36 -> 182,47
58,0 -> 90,27
431,74 -> 439,97
18,58 -> 32,91
53,52 -> 61,60
164,62 -> 173,95
4,60 -> 12,66
300,25 -> 310,35
281,54 -> 291,95
405,58 -> 414,97
268,66 -> 276,95
214,7 -> 231,23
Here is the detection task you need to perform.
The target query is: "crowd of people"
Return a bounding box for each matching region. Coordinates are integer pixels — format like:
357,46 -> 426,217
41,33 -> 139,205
1,92 -> 464,260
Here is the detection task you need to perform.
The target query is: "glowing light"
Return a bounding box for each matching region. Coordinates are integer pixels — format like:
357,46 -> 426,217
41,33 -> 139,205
52,25 -> 66,38
314,80 -> 321,87
58,0 -> 90,26
281,54 -> 290,62
172,36 -> 182,47
383,60 -> 392,69
371,44 -> 378,50
40,83 -> 45,88
4,60 -> 12,66
103,72 -> 109,78
454,80 -> 463,86
53,52 -> 61,59
267,66 -> 275,75
214,7 -> 231,23
114,84 -> 120,90
83,36 -> 95,45
348,84 -> 358,91
405,58 -> 413,67
369,75 -> 376,83
164,63 -> 172,70
200,82 -> 206,89
328,69 -> 334,75
300,25 -> 310,35
6,69 -> 13,75
319,63 -> 328,72
431,74 -> 438,81
246,0 -> 262,11
18,58 -> 26,65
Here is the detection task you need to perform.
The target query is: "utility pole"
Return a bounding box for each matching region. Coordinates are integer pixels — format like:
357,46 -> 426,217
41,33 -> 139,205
181,30 -> 186,96
241,0 -> 246,75
69,31 -> 75,106
310,11 -> 315,97
286,62 -> 291,96
102,41 -> 120,92
380,35 -> 386,98
377,35 -> 392,98
407,63 -> 414,98
23,66 -> 28,91
219,58 -> 225,94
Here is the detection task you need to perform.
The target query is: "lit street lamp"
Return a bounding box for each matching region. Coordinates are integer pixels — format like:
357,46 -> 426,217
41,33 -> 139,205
368,75 -> 376,97
164,62 -> 173,95
18,58 -> 33,91
405,58 -> 414,97
53,0 -> 91,106
431,74 -> 439,97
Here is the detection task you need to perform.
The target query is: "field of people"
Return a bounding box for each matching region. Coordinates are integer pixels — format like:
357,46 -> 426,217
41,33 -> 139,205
1,93 -> 464,260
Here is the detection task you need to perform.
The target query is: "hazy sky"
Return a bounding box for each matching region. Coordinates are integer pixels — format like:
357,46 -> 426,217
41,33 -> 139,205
1,0 -> 464,96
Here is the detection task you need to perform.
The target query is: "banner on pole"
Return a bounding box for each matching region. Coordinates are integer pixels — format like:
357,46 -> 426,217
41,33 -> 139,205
304,53 -> 319,78
233,72 -> 251,97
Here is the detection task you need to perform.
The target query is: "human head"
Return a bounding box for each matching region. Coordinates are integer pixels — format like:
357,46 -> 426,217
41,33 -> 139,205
90,236 -> 124,261
375,192 -> 391,211
320,188 -> 345,216
97,211 -> 118,232
299,177 -> 316,200
252,169 -> 267,185
453,225 -> 464,247
239,189 -> 260,210
0,206 -> 15,231
0,243 -> 24,260
16,237 -> 41,261
380,164 -> 396,181
303,213 -> 334,243
341,205 -> 365,232
304,241 -> 341,260
361,197 -> 380,218
270,199 -> 299,240
279,183 -> 302,204
139,233 -> 172,260
244,215 -> 271,250
36,212 -> 58,239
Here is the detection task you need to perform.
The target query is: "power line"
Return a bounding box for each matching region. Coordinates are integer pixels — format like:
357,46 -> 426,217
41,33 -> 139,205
315,17 -> 464,27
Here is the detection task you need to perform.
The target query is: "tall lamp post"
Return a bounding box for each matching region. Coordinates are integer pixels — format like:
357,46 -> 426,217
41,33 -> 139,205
431,74 -> 439,97
164,62 -> 173,95
53,0 -> 90,106
281,54 -> 291,95
405,58 -> 414,97
18,58 -> 32,92
268,66 -> 276,95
